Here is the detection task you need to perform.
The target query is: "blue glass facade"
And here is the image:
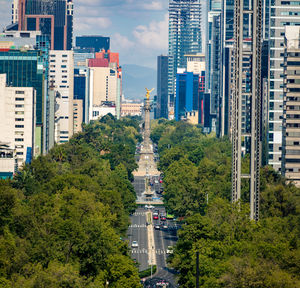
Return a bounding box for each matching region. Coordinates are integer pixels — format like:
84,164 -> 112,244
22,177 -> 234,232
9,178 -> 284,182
175,72 -> 199,121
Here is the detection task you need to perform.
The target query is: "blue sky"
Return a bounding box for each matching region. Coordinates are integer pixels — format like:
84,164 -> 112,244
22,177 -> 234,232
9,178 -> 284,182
0,0 -> 169,68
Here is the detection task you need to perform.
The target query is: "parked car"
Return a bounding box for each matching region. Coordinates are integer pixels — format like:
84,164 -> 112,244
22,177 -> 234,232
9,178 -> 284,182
131,241 -> 138,248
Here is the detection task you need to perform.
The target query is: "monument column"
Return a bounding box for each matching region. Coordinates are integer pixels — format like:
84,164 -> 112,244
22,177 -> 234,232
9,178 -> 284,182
144,88 -> 154,151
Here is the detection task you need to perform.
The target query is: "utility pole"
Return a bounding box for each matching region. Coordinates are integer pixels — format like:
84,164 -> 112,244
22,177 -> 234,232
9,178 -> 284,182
231,0 -> 262,221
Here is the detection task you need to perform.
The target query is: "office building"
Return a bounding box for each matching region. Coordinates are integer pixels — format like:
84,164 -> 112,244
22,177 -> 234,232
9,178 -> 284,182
157,55 -> 169,119
18,0 -> 73,50
0,74 -> 36,175
282,26 -> 300,187
75,36 -> 110,53
49,50 -> 74,143
121,103 -> 143,117
175,72 -> 200,122
0,49 -> 46,154
268,0 -> 300,171
89,66 -> 118,120
168,0 -> 202,117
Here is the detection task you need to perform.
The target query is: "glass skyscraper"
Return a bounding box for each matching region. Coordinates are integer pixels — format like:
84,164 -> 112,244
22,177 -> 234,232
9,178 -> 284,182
18,0 -> 73,50
157,55 -> 169,119
168,0 -> 202,117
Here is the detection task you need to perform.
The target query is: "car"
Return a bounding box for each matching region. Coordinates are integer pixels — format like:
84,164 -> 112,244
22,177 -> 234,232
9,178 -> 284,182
160,215 -> 166,221
145,205 -> 150,209
153,215 -> 158,220
154,179 -> 159,184
131,241 -> 138,248
162,224 -> 168,229
154,224 -> 160,230
154,209 -> 160,215
166,246 -> 173,254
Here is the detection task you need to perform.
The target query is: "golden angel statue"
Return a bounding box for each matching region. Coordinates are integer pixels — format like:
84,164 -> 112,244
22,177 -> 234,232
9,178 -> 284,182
145,88 -> 154,100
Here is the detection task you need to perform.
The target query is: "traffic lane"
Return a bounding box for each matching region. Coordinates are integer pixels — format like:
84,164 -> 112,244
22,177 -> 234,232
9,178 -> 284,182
128,209 -> 148,271
153,218 -> 166,270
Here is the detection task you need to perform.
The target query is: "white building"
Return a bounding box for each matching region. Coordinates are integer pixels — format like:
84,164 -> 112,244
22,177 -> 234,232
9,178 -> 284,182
49,51 -> 74,143
268,1 -> 300,171
0,74 -> 36,173
89,67 -> 118,120
12,0 -> 18,24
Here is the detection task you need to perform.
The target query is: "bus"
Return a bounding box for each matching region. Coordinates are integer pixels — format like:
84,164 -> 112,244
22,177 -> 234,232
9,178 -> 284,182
166,212 -> 174,220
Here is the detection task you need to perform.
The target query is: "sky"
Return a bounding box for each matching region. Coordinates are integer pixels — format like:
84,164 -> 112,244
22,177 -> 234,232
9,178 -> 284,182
0,0 -> 169,68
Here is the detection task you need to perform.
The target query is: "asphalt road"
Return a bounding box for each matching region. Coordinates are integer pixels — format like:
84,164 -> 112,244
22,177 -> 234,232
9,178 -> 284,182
128,207 -> 149,271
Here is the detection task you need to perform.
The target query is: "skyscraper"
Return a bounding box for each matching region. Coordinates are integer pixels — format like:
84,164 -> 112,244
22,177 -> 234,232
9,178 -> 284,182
18,0 -> 73,50
281,26 -> 300,187
267,1 -> 300,171
12,0 -> 19,23
157,55 -> 169,119
168,0 -> 202,117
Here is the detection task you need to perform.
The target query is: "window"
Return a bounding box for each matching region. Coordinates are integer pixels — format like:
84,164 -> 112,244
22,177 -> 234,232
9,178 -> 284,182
15,111 -> 24,115
61,65 -> 67,68
15,118 -> 24,122
15,98 -> 25,101
15,104 -> 24,108
16,152 -> 23,155
62,55 -> 68,58
15,138 -> 24,142
15,125 -> 24,128
15,91 -> 24,94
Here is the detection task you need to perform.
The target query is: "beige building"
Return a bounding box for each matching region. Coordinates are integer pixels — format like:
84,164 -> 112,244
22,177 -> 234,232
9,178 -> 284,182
121,103 -> 143,117
49,51 -> 74,143
186,53 -> 205,74
282,26 -> 300,187
0,74 -> 36,173
73,99 -> 83,134
89,67 -> 118,120
12,0 -> 18,24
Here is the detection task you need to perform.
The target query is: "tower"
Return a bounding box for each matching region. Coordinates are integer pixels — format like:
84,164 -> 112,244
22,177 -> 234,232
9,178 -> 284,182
18,0 -> 73,50
168,0 -> 202,118
231,0 -> 262,221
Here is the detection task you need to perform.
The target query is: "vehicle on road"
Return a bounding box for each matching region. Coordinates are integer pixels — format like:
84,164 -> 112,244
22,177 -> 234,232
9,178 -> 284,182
153,215 -> 158,220
154,209 -> 160,215
162,223 -> 168,229
131,241 -> 138,248
154,179 -> 159,184
166,246 -> 173,254
160,215 -> 166,221
154,224 -> 160,230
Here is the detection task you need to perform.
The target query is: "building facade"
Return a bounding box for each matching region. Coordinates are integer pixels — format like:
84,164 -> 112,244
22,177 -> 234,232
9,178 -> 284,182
0,74 -> 36,171
18,0 -> 73,50
157,55 -> 169,119
282,26 -> 300,187
168,0 -> 202,117
49,50 -> 74,143
268,0 -> 300,171
75,36 -> 110,53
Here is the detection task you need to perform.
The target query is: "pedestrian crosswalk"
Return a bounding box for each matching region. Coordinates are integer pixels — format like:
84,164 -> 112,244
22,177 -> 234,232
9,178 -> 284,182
131,249 -> 166,255
129,224 -> 147,228
132,212 -> 146,216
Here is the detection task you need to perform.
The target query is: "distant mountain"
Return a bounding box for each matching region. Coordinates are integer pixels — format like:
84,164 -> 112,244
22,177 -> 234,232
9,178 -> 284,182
122,64 -> 157,101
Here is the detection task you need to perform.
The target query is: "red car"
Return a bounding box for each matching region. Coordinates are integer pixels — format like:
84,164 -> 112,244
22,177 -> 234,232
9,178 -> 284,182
160,215 -> 166,221
153,215 -> 158,220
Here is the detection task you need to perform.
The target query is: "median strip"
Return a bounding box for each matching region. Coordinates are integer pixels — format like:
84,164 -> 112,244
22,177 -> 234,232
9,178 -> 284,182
147,211 -> 156,267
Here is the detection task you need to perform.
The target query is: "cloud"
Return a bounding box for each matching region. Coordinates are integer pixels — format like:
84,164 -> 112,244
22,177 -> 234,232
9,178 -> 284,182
111,33 -> 134,50
133,13 -> 168,50
142,1 -> 164,11
74,17 -> 112,32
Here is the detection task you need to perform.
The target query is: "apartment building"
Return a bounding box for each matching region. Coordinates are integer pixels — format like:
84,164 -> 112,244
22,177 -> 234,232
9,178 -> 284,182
49,50 -> 74,143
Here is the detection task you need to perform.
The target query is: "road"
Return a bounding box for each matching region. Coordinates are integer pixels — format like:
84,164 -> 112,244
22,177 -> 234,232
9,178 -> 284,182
128,137 -> 178,286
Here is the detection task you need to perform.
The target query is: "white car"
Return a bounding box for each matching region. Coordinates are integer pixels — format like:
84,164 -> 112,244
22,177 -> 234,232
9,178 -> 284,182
131,241 -> 138,248
166,246 -> 173,254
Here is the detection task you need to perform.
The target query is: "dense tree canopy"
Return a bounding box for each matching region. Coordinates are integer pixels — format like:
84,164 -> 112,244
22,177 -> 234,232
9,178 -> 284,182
0,115 -> 142,287
152,120 -> 300,287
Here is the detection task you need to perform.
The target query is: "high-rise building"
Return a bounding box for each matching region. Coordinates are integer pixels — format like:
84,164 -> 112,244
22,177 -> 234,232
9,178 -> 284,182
168,0 -> 202,117
157,55 -> 169,119
49,50 -> 74,143
175,72 -> 200,121
281,26 -> 300,187
12,0 -> 19,23
0,49 -> 47,155
18,0 -> 73,50
268,0 -> 300,171
75,36 -> 110,53
0,74 -> 36,174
